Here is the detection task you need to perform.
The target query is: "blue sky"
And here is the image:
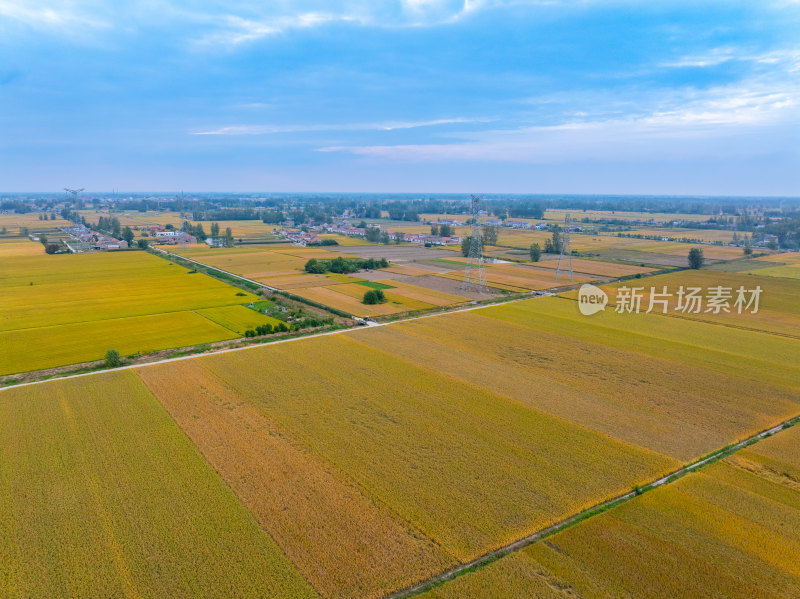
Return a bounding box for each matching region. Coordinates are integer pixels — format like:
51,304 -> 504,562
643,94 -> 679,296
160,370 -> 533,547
1,0 -> 798,194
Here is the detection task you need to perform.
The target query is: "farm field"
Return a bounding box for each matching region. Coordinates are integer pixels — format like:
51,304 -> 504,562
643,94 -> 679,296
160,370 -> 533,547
545,208 -> 712,223
0,311 -> 237,375
421,425 -> 800,598
195,305 -> 284,335
0,245 -> 258,374
0,212 -> 73,235
173,243 -> 475,316
0,371 -> 317,598
353,298 -> 800,461
142,332 -> 678,567
581,269 -> 800,338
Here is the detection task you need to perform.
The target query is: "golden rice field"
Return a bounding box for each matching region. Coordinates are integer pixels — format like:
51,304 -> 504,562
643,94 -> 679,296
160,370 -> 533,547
195,305 -> 284,335
0,371 -> 317,598
150,333 -> 678,565
422,427 -> 800,599
354,298 -> 800,462
138,361 -> 454,599
4,289 -> 800,597
0,311 -> 237,375
545,208 -> 712,223
0,212 -> 73,235
0,246 -> 258,374
578,269 -> 800,339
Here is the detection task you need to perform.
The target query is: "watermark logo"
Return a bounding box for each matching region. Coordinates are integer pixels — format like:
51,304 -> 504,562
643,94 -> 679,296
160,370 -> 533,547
578,284 -> 608,316
578,284 -> 763,316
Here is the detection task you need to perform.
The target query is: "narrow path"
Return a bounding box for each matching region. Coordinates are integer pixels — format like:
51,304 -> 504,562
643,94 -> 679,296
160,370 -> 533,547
384,414 -> 800,599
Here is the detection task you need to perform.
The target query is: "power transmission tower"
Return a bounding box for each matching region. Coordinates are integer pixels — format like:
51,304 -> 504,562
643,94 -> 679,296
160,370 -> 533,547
64,187 -> 84,201
555,214 -> 573,282
460,194 -> 488,293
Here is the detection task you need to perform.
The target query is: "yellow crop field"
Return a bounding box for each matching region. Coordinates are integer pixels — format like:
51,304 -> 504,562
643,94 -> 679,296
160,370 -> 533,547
291,286 -> 400,316
0,238 -> 45,257
0,371 -> 317,598
423,450 -> 800,598
354,300 -> 800,462
374,279 -> 467,306
196,305 -> 284,335
584,269 -> 800,338
530,257 -> 656,277
0,311 -> 237,375
0,250 -> 257,373
189,334 -> 677,563
0,212 -> 72,234
545,208 -> 711,222
138,361 -> 454,599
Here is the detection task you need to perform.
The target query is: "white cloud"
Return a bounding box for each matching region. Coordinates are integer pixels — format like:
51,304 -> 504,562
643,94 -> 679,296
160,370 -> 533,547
317,84 -> 800,162
0,0 -> 109,30
192,117 -> 493,135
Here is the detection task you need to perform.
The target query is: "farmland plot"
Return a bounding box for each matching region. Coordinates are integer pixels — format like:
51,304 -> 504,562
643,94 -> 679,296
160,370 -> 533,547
422,453 -> 800,599
0,249 -> 256,374
179,334 -> 677,564
0,371 -> 317,598
138,361 -> 454,599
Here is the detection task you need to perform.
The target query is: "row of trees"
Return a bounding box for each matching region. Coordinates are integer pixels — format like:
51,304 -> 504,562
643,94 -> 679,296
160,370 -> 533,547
244,322 -> 290,337
430,223 -> 456,237
304,256 -> 389,274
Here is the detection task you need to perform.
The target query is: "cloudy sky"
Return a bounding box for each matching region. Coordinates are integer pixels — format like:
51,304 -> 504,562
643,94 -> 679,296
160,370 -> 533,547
1,0 -> 798,194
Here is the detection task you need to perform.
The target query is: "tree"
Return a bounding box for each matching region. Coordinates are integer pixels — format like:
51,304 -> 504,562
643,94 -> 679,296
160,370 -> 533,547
40,234 -> 48,246
461,235 -> 473,257
45,243 -> 60,254
20,226 -> 29,237
137,238 -> 149,249
358,220 -> 368,229
743,237 -> 753,256
766,237 -> 779,250
0,226 -> 6,235
529,242 -> 542,262
365,227 -> 381,243
379,231 -> 391,245
304,258 -> 327,274
363,289 -> 386,304
224,227 -> 234,247
688,247 -> 704,269
439,223 -> 454,237
104,349 -> 121,368
122,226 -> 134,245
544,226 -> 562,254
210,222 -> 220,237
430,224 -> 439,236
482,225 -> 498,246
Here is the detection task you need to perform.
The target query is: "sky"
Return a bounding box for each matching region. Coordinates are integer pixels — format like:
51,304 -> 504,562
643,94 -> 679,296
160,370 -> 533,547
1,0 -> 799,195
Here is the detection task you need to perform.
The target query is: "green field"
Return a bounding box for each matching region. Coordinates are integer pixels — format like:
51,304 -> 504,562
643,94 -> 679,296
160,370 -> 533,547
0,245 -> 258,374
